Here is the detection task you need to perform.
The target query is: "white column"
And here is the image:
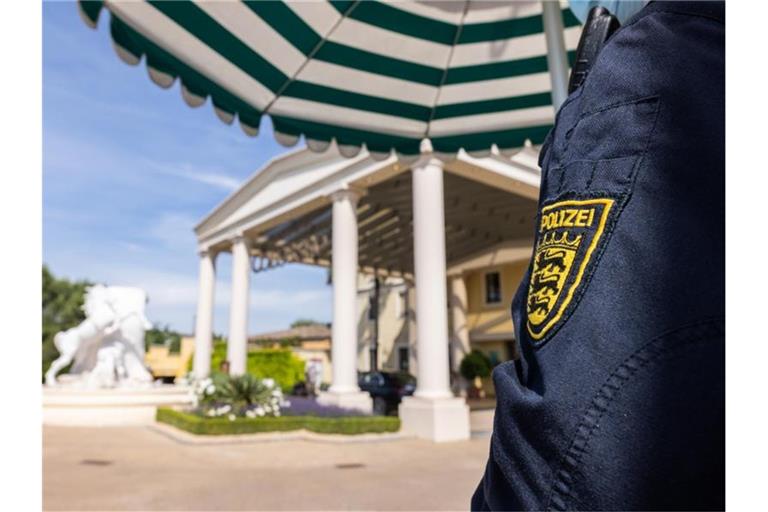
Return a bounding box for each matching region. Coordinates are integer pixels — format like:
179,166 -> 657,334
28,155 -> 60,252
542,0 -> 570,110
193,249 -> 216,379
449,275 -> 471,380
330,189 -> 361,393
411,155 -> 452,400
318,188 -> 372,413
399,140 -> 470,442
227,235 -> 251,376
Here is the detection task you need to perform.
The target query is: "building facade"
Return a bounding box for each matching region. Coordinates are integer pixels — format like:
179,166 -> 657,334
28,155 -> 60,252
192,144 -> 540,441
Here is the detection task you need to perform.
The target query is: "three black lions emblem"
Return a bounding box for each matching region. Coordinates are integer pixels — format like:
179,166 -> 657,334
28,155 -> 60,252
526,198 -> 615,341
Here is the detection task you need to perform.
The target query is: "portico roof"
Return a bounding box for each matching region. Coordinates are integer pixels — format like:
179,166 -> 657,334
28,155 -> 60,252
195,145 -> 541,277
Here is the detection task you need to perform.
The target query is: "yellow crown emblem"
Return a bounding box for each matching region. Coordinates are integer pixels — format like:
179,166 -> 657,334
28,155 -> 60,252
538,231 -> 582,249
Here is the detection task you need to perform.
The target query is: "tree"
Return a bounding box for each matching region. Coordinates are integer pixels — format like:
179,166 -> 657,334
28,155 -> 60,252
145,324 -> 182,353
290,318 -> 322,328
42,265 -> 92,378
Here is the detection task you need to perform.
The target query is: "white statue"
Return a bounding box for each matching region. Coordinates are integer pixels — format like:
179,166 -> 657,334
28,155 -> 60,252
45,285 -> 155,388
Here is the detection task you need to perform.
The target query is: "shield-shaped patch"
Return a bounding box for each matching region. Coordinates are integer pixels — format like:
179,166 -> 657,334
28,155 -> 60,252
526,198 -> 615,341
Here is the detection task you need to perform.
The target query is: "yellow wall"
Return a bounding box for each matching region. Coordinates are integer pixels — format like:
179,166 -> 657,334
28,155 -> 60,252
145,336 -> 195,380
293,346 -> 332,384
357,275 -> 410,372
464,260 -> 528,342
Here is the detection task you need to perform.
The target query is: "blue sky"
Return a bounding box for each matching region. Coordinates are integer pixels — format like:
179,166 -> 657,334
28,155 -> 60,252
43,1 -> 332,335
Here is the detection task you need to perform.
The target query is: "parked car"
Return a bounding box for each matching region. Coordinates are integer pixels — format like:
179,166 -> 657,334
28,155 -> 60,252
358,371 -> 416,415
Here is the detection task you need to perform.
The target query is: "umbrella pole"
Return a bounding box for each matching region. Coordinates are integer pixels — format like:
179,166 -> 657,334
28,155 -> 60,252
542,1 -> 570,110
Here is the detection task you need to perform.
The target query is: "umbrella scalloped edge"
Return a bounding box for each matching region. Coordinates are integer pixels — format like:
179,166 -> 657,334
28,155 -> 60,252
77,0 -> 551,162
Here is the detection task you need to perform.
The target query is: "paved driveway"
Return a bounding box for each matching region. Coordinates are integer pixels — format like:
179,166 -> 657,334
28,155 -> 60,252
44,411 -> 494,511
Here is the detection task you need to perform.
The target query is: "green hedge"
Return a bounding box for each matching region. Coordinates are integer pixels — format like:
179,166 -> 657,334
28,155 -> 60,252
156,408 -> 400,436
194,343 -> 305,393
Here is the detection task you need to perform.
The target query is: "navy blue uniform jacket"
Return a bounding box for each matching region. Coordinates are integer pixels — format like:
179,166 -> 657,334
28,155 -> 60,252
472,2 -> 724,510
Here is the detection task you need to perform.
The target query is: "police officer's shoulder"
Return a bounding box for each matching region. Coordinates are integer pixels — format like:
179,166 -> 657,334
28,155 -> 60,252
626,1 -> 724,27
578,1 -> 724,113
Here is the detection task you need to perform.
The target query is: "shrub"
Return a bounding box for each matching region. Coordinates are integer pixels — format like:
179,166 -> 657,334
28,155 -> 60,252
204,340 -> 304,394
459,349 -> 493,381
245,349 -> 305,392
194,373 -> 287,419
156,408 -> 400,436
208,343 -> 305,393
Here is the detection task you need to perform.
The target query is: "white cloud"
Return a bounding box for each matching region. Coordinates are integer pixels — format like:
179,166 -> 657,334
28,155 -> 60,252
84,264 -> 330,322
147,212 -> 198,250
144,160 -> 242,191
117,241 -> 146,253
182,171 -> 241,191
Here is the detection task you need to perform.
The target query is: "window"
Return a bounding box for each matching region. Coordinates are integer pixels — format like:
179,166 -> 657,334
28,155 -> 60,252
485,271 -> 502,304
398,347 -> 409,372
397,289 -> 407,319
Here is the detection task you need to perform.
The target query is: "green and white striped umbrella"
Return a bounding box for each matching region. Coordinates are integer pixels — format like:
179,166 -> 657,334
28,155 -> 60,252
78,1 -> 580,160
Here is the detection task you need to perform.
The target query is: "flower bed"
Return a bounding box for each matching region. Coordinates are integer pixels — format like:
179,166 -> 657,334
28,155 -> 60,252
281,396 -> 368,417
166,373 -> 398,435
156,407 -> 400,436
191,374 -> 287,420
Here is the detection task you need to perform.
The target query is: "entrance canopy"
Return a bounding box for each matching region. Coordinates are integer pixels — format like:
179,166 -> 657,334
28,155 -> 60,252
79,1 -> 579,158
195,146 -> 541,278
192,139 -> 542,439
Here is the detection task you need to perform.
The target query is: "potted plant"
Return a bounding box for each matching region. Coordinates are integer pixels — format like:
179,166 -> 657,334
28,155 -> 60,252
459,350 -> 492,399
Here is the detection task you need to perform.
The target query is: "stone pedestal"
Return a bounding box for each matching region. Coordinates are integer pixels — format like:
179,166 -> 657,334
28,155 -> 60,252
317,391 -> 373,414
43,384 -> 193,426
399,396 -> 471,442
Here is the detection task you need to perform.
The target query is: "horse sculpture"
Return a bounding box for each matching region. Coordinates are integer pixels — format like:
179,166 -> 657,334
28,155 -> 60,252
45,285 -> 154,388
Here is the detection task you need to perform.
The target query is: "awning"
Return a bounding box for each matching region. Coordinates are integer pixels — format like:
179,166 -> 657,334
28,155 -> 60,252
78,1 -> 580,160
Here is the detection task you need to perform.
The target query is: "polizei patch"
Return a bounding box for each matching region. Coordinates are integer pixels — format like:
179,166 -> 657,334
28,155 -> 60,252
526,198 -> 615,340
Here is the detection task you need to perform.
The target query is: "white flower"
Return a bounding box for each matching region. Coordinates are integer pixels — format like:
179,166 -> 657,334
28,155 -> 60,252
256,406 -> 265,417
262,378 -> 275,389
205,384 -> 216,395
245,409 -> 256,418
214,405 -> 231,416
274,410 -> 281,417
264,404 -> 272,413
197,378 -> 212,391
228,414 -> 236,421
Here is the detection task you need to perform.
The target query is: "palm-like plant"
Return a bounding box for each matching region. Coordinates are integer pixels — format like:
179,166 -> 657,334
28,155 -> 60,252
218,374 -> 273,409
193,373 -> 286,419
